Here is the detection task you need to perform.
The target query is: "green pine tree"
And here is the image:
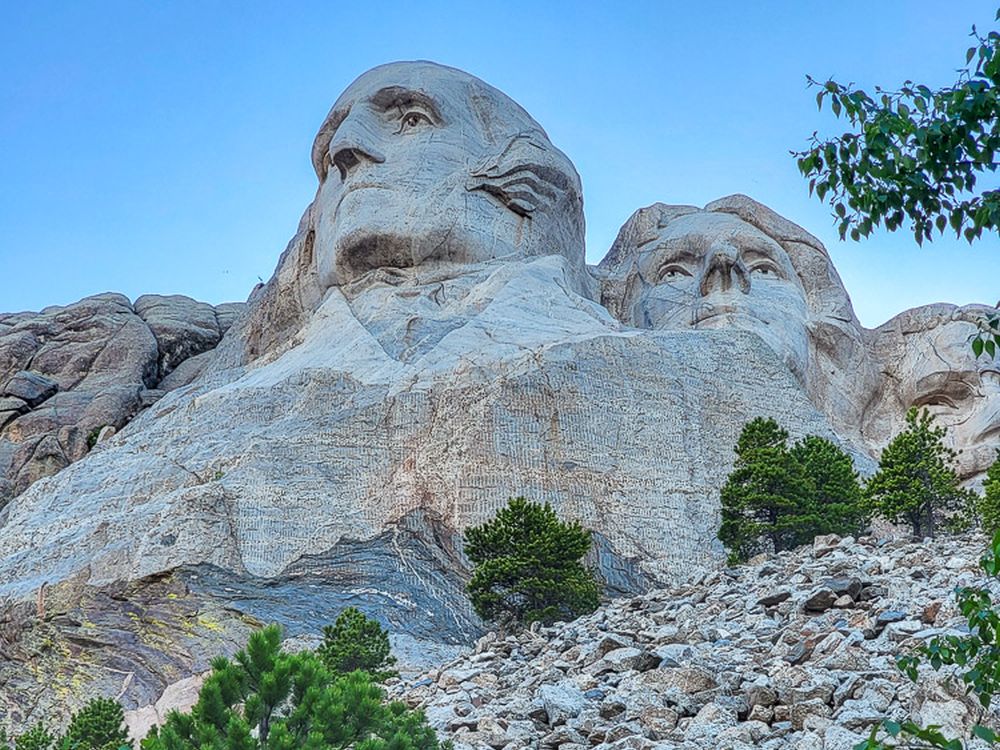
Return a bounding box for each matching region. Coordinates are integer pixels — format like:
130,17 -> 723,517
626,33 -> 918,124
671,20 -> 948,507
142,624 -> 448,750
865,407 -> 975,538
464,497 -> 600,628
980,450 -> 1000,535
12,725 -> 54,750
61,697 -> 130,750
790,434 -> 868,537
317,607 -> 397,682
718,418 -> 815,562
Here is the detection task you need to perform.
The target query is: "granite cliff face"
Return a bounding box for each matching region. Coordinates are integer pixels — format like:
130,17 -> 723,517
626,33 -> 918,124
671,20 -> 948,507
0,293 -> 244,507
0,60 -> 995,728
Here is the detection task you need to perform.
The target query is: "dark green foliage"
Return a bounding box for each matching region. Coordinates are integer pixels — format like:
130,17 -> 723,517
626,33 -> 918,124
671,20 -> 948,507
86,426 -> 103,451
142,624 -> 447,750
865,408 -> 976,538
63,697 -> 130,750
464,497 -> 601,627
794,11 -> 1000,248
856,531 -> 1000,749
719,419 -> 818,562
790,434 -> 869,537
980,450 -> 1000,535
794,10 -> 1000,362
719,420 -> 868,562
12,725 -> 54,750
0,698 -> 131,750
317,607 -> 397,682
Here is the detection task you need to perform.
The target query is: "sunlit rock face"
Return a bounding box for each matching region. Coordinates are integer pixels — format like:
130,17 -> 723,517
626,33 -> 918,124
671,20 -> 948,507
866,303 -> 1000,489
0,62 -> 869,725
597,195 -> 878,446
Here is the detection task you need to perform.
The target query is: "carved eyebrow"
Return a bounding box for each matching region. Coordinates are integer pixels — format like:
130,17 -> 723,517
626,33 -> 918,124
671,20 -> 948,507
368,86 -> 443,122
640,243 -> 699,264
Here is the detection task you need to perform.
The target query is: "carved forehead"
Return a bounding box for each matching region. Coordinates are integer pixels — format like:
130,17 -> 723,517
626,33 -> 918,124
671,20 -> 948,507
311,61 -> 551,176
655,210 -> 780,246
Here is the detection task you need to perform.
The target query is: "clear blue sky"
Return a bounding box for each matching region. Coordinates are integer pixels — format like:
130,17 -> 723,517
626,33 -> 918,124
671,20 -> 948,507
1,1 -> 997,327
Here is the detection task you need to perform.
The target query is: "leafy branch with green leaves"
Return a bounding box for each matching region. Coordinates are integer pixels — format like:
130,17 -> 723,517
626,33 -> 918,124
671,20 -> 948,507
795,11 -> 1000,246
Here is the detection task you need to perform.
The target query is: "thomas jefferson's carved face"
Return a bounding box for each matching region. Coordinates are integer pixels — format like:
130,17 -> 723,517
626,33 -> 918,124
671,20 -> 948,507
631,211 -> 810,379
310,62 -> 583,289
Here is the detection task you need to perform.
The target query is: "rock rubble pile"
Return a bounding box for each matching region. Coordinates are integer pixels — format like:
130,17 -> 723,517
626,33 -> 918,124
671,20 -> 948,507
391,533 -> 1000,749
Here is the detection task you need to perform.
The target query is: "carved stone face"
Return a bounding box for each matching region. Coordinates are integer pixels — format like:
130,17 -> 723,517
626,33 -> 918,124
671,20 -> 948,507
888,314 -> 1000,483
628,211 -> 811,379
309,61 -> 584,289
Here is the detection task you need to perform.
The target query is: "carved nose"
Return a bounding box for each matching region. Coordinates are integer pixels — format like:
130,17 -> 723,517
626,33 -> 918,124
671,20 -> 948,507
699,242 -> 750,296
327,118 -> 386,181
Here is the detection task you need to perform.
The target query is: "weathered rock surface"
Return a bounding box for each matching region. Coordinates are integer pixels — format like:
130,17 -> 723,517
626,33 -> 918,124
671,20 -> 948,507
865,303 -> 1000,491
0,294 -> 244,505
134,294 -> 238,379
388,534 -> 1000,749
598,200 -> 998,488
0,62 -> 876,723
0,60 -> 993,736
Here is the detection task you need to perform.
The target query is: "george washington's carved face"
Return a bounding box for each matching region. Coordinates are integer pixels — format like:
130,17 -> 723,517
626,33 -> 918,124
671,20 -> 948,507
628,211 -> 810,379
309,62 -> 584,289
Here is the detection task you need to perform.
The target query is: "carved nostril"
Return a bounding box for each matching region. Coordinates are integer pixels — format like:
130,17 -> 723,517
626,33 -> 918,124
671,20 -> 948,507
332,148 -> 362,181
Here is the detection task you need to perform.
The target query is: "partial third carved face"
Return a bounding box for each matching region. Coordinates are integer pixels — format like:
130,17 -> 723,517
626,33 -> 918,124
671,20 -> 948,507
630,211 -> 811,379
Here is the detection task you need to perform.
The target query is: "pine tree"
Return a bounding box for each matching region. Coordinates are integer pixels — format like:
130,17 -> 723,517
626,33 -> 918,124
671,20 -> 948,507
866,407 -> 975,538
62,697 -> 130,750
142,624 -> 448,750
317,607 -> 397,682
718,418 -> 814,562
464,497 -> 601,628
980,450 -> 1000,535
790,434 -> 868,537
11,725 -> 53,750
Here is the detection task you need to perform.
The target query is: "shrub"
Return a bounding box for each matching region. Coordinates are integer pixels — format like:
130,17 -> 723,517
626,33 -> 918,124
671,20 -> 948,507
865,407 -> 976,538
718,418 -> 814,562
789,434 -> 868,537
979,450 -> 1000,536
317,607 -> 397,682
142,624 -> 447,750
0,698 -> 130,750
11,725 -> 55,750
719,420 -> 868,562
62,697 -> 130,750
464,497 -> 600,628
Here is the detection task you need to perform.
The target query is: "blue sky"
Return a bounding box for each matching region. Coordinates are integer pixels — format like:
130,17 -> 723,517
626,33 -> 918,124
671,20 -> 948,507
1,1 -> 997,327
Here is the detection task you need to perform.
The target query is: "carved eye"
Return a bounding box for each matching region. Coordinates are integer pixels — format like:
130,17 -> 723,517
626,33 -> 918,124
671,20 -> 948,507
750,261 -> 781,277
398,110 -> 432,132
658,264 -> 692,282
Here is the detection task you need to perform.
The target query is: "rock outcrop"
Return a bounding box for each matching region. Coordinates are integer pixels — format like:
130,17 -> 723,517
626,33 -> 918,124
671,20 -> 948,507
0,60 -> 994,732
0,293 -> 244,506
389,533 -> 999,749
598,198 -> 998,488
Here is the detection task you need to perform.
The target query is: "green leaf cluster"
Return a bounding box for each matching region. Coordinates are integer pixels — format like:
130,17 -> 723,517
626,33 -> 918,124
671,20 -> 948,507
142,624 -> 447,750
865,408 -> 977,538
718,418 -> 867,562
316,607 -> 397,682
972,312 -> 1000,360
464,497 -> 601,627
1,698 -> 130,750
794,11 -> 1000,248
980,451 -> 1000,535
